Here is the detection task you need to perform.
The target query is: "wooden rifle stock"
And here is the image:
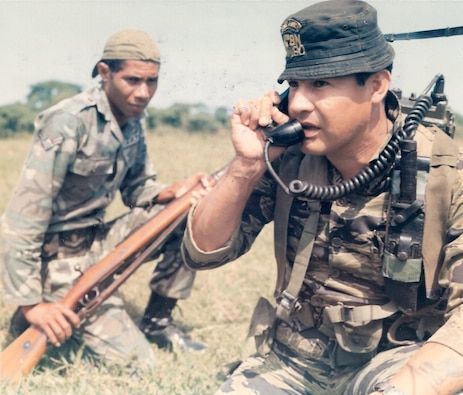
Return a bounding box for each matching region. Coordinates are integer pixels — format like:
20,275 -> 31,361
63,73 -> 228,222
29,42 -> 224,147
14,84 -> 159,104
0,167 -> 226,383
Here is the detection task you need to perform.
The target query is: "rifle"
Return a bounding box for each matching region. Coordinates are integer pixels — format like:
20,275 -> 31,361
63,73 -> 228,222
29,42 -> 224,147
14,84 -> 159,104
0,166 -> 226,383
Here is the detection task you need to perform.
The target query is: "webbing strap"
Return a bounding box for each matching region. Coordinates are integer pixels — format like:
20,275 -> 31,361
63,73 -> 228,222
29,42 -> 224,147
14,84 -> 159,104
276,201 -> 320,322
324,301 -> 398,324
422,128 -> 459,298
274,148 -> 305,296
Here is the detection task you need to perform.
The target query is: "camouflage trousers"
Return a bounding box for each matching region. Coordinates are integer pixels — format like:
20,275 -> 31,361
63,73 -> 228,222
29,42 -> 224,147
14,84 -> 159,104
216,327 -> 463,394
39,206 -> 195,367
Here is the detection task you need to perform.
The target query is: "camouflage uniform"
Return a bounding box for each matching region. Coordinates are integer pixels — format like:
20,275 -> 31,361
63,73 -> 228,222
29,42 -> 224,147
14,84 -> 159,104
1,86 -> 195,366
182,93 -> 463,394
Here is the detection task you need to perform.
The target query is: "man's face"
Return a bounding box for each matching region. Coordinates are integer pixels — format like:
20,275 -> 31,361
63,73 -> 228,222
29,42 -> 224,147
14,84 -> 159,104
99,60 -> 159,127
287,74 -> 383,163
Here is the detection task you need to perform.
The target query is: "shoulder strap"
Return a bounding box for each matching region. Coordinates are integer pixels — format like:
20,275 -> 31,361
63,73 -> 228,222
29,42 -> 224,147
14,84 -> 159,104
422,128 -> 459,298
274,146 -> 305,296
273,149 -> 327,321
276,201 -> 320,321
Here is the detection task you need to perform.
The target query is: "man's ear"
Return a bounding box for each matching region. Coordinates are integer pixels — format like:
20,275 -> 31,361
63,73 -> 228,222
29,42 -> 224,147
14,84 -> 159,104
370,70 -> 391,104
96,62 -> 111,82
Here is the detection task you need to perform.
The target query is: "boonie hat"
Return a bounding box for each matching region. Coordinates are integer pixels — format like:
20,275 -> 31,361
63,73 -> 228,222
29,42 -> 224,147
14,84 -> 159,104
278,0 -> 395,82
91,29 -> 161,78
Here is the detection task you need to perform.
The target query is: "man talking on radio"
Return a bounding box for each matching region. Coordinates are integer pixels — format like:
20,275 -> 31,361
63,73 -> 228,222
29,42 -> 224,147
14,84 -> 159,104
181,1 -> 463,394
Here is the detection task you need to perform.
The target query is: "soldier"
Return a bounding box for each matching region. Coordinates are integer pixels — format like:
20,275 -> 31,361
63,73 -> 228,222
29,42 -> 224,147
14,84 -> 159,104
182,1 -> 463,394
1,29 -> 205,371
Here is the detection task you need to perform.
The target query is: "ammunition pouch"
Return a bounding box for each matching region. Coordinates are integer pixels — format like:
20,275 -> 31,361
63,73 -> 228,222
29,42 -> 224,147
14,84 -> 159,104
318,301 -> 398,368
248,297 -> 277,356
249,296 -> 398,368
325,319 -> 382,368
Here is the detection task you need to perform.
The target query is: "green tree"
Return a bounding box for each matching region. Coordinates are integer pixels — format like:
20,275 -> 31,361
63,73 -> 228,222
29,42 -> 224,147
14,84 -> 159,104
214,106 -> 230,126
0,103 -> 35,137
0,81 -> 82,136
27,80 -> 82,110
188,113 -> 219,133
160,103 -> 191,128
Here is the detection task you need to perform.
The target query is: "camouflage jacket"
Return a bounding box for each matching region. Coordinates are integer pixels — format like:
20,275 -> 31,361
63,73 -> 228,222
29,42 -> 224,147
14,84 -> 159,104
183,100 -> 463,357
1,86 -> 165,305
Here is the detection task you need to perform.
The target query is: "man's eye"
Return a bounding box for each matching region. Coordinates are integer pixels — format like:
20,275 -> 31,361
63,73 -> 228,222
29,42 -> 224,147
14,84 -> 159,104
288,80 -> 298,88
313,80 -> 328,88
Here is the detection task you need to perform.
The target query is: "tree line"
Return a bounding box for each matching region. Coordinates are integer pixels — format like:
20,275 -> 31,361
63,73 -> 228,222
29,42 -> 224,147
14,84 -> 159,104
0,81 -> 230,138
2,80 -> 462,140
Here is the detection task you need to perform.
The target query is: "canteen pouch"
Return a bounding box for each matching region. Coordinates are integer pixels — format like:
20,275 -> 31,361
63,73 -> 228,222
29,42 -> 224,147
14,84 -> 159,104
327,319 -> 383,368
248,297 -> 277,356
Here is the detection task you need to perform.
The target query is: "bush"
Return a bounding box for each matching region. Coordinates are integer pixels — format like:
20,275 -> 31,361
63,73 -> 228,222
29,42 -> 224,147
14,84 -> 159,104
0,103 -> 35,137
188,113 -> 219,133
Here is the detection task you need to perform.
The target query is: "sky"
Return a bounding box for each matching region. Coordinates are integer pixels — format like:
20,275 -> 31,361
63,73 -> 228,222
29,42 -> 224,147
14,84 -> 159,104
1,0 -> 463,114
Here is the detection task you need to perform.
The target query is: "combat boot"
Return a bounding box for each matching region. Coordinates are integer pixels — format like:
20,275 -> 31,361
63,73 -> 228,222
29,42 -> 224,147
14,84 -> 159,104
139,292 -> 206,352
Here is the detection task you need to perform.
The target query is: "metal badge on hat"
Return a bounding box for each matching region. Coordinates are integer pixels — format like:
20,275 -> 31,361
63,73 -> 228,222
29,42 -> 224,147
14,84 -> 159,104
281,19 -> 306,58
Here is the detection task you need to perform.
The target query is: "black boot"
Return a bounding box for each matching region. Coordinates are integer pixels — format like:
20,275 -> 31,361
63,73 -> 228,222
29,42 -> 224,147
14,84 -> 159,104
9,307 -> 30,338
139,293 -> 206,352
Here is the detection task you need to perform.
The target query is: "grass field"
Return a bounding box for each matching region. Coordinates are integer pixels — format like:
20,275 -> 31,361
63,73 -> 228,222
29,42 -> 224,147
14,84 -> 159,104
0,129 -> 276,395
1,122 -> 462,394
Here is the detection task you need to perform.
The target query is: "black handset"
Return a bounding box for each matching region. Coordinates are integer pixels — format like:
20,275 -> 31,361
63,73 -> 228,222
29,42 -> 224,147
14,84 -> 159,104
264,89 -> 304,147
278,88 -> 290,115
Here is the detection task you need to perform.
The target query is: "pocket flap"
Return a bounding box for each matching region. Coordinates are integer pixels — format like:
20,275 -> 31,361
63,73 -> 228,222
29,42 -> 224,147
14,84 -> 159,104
248,297 -> 276,338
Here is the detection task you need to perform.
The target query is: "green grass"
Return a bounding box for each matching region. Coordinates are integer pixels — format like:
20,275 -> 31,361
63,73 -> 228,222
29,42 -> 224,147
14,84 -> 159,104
0,129 -> 276,394
2,121 -> 463,394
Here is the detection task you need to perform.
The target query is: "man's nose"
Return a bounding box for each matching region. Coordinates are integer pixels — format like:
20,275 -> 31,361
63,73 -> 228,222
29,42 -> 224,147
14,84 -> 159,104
135,83 -> 150,100
290,89 -> 315,114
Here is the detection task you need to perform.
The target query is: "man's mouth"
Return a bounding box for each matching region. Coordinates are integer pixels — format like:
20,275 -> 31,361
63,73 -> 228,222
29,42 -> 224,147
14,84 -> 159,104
131,102 -> 148,110
302,125 -> 320,138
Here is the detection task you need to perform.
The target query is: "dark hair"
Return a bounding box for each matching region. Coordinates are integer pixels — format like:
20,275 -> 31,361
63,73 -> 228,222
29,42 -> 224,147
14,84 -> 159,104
100,59 -> 126,74
354,64 -> 393,86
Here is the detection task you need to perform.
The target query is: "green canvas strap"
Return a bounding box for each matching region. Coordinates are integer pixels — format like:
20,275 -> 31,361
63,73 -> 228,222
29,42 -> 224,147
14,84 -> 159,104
273,147 -> 305,297
324,301 -> 398,324
273,150 -> 329,322
276,201 -> 320,322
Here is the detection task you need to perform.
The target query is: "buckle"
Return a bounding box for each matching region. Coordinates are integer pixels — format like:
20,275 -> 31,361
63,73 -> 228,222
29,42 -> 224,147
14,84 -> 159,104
339,305 -> 354,322
279,290 -> 299,312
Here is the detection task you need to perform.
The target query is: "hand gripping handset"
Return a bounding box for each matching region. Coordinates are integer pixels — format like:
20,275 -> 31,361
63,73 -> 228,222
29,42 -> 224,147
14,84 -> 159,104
264,89 -> 304,147
262,89 -> 305,195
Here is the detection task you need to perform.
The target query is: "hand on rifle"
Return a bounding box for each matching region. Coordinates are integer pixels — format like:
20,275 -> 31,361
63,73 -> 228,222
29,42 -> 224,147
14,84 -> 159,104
153,172 -> 214,204
22,302 -> 81,347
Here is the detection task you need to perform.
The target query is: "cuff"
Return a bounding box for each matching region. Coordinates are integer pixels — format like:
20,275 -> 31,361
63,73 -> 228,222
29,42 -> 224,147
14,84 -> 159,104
182,204 -> 239,269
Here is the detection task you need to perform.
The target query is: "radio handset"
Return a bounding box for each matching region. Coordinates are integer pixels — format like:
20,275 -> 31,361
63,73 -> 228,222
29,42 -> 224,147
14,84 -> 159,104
264,89 -> 304,147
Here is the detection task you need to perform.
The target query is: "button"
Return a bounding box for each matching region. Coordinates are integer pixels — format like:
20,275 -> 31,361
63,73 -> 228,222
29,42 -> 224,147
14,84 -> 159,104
311,296 -> 323,306
43,244 -> 51,253
331,237 -> 342,248
398,251 -> 408,261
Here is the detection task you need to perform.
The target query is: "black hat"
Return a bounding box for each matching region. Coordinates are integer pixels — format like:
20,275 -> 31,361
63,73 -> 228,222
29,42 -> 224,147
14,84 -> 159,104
278,0 -> 395,82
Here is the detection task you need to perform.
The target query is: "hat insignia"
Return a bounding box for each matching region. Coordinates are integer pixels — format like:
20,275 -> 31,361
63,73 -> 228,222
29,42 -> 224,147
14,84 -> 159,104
281,18 -> 306,58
